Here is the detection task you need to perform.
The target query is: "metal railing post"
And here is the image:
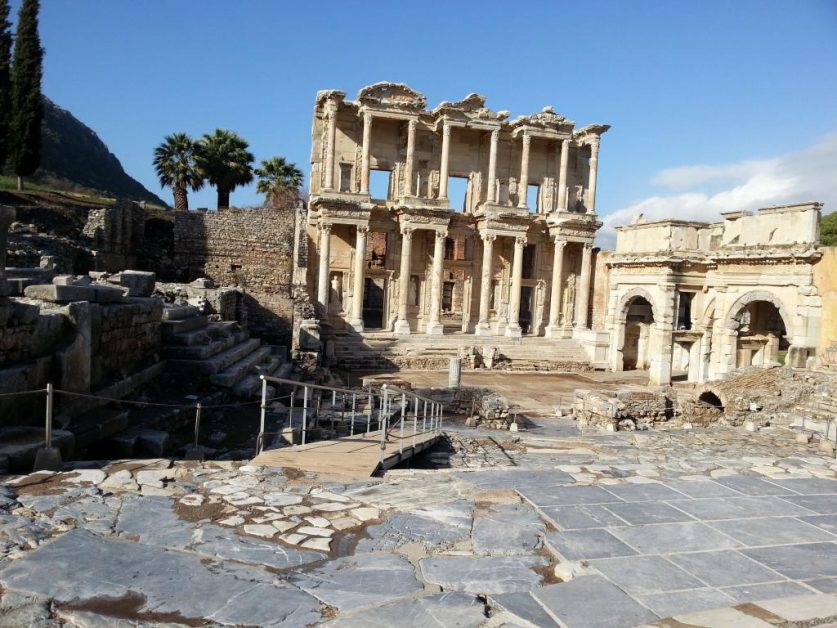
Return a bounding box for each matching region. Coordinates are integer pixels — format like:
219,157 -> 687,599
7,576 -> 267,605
350,393 -> 357,436
380,385 -> 389,465
366,391 -> 372,436
331,390 -> 337,434
258,376 -> 267,454
413,400 -> 417,448
423,400 -> 428,434
44,383 -> 53,449
289,387 -> 296,434
302,386 -> 309,445
439,402 -> 444,431
400,393 -> 406,454
193,403 -> 202,450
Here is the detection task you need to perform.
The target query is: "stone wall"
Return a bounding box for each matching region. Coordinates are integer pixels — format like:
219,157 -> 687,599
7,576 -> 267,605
91,299 -> 163,387
173,206 -> 297,344
813,246 -> 837,366
82,200 -> 146,272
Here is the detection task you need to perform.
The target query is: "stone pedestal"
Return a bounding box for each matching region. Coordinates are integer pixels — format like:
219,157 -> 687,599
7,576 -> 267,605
448,357 -> 462,388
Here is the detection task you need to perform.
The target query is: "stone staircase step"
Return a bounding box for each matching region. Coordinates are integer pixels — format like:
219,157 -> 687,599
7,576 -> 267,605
169,338 -> 262,376
211,346 -> 272,388
162,330 -> 248,360
162,315 -> 209,337
70,408 -> 131,452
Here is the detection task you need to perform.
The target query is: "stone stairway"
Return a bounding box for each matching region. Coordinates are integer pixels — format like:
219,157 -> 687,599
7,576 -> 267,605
330,331 -> 591,372
162,304 -> 288,397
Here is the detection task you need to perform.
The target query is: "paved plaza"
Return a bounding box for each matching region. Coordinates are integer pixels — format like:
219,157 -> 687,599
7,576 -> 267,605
4,417 -> 837,625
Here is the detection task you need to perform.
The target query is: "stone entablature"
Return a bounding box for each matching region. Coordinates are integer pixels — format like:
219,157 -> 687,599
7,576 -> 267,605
604,203 -> 826,385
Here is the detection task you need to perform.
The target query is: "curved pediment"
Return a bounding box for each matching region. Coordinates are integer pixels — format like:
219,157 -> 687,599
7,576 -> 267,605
512,106 -> 575,131
356,82 -> 427,111
433,93 -> 509,122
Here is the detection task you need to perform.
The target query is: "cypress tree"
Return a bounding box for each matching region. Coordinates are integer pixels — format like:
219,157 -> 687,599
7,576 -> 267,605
0,0 -> 12,172
9,0 -> 43,190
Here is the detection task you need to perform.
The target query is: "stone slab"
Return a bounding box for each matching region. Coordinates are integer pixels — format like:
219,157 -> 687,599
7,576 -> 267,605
720,581 -> 814,604
328,591 -> 487,628
602,482 -> 687,502
540,504 -> 628,530
669,549 -> 785,587
419,555 -> 545,594
519,485 -> 624,507
609,521 -> 741,554
490,591 -> 558,627
713,475 -> 796,496
709,516 -> 837,546
781,494 -> 837,514
604,501 -> 695,525
742,542 -> 837,580
545,528 -> 637,560
672,496 -> 814,521
532,575 -> 659,628
590,555 -> 704,595
768,478 -> 837,495
666,479 -> 743,499
634,588 -> 735,618
472,503 -> 545,555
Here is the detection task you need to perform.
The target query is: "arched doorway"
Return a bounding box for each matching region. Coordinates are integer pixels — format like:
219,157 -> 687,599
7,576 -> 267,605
623,296 -> 654,370
730,299 -> 789,368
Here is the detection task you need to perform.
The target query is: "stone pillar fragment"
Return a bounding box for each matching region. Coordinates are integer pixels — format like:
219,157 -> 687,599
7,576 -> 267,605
586,140 -> 600,214
317,224 -> 332,318
506,236 -> 525,337
476,233 -> 495,336
487,129 -> 499,203
426,230 -> 446,335
394,227 -> 413,336
439,122 -> 451,200
448,357 -> 462,388
349,225 -> 368,332
323,101 -> 338,191
574,243 -> 592,328
404,119 -> 417,197
517,132 -> 530,209
557,139 -> 569,211
546,239 -> 566,337
360,112 -> 372,195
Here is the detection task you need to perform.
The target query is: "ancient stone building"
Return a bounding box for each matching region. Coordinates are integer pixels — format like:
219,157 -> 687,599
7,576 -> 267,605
603,203 -> 826,384
305,82 -> 609,347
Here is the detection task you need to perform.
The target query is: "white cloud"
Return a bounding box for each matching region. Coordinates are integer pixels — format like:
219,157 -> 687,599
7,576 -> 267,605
599,133 -> 837,249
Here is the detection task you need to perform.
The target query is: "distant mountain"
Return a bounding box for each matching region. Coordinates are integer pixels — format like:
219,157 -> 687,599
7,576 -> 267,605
30,97 -> 167,207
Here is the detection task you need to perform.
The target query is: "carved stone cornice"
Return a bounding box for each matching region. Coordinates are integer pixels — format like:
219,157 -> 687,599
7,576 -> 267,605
356,82 -> 427,112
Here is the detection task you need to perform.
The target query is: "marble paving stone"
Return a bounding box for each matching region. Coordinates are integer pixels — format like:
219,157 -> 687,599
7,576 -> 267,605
709,517 -> 837,547
602,482 -> 687,503
539,504 -> 627,530
634,588 -> 735,618
532,575 -> 659,628
420,555 -> 545,594
461,469 -> 573,490
669,550 -> 784,587
519,485 -> 625,507
713,476 -> 796,496
355,502 -> 472,552
291,553 -> 423,612
545,528 -> 637,560
114,495 -> 194,549
604,501 -> 695,525
669,606 -> 774,627
803,577 -> 837,593
590,555 -> 703,595
672,496 -> 813,521
768,478 -> 837,495
799,515 -> 837,535
472,503 -> 545,555
781,494 -> 837,515
720,581 -> 813,603
489,591 -> 559,627
742,542 -> 837,580
665,479 -> 742,499
192,525 -> 323,570
328,591 -> 488,628
0,529 -> 321,626
608,521 -> 740,554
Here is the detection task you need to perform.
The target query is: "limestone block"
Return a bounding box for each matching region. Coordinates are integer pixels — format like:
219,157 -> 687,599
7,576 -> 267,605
24,284 -> 94,303
120,271 -> 156,297
52,275 -> 76,286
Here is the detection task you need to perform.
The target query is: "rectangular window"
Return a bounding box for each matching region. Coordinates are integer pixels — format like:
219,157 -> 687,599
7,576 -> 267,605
442,281 -> 454,311
527,184 -> 539,213
444,237 -> 455,260
369,169 -> 391,200
448,176 -> 469,212
677,292 -> 694,330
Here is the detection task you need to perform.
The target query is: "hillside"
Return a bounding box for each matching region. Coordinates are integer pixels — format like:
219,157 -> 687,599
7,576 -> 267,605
16,97 -> 168,207
822,211 -> 837,247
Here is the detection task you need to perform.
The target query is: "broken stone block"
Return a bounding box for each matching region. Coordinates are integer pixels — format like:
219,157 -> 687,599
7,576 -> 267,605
301,537 -> 332,552
243,524 -> 277,538
119,270 -> 156,297
24,284 -> 94,303
296,526 -> 334,537
52,275 -> 75,286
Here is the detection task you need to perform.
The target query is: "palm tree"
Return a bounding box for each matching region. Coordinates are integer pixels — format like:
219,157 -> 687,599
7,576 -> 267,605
152,133 -> 203,211
195,129 -> 254,209
255,156 -> 304,206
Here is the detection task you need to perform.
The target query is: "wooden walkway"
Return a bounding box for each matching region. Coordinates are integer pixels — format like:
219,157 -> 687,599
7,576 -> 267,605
251,428 -> 441,478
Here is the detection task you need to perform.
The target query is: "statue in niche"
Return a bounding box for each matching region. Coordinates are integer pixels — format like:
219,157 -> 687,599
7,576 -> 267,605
329,273 -> 343,314
562,273 -> 576,324
497,179 -> 510,205
541,178 -> 555,213
428,171 -> 440,199
573,185 -> 586,212
508,177 -> 519,206
408,275 -> 419,307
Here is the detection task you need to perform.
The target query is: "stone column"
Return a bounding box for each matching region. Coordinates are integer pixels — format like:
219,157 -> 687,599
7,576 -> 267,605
404,119 -> 417,197
316,224 -> 332,318
517,132 -> 530,209
574,243 -> 593,328
349,225 -> 368,332
557,139 -> 569,211
394,227 -> 413,336
426,230 -> 446,335
360,111 -> 372,195
476,233 -> 495,336
545,238 -> 566,337
323,101 -> 338,191
506,236 -> 525,337
487,128 -> 499,203
448,357 -> 462,388
439,122 -> 451,200
586,140 -> 599,214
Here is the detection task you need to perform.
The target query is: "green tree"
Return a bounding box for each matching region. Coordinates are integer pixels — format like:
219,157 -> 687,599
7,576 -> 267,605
195,129 -> 254,209
0,0 -> 12,171
255,156 -> 303,206
822,212 -> 837,247
9,0 -> 43,190
152,133 -> 203,210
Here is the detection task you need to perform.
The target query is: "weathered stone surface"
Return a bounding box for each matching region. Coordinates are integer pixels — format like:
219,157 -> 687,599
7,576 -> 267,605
472,502 -> 545,555
119,270 -> 156,297
328,591 -> 487,628
420,555 -> 546,594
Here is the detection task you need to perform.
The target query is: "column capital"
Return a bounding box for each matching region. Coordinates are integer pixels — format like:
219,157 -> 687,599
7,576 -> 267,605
408,118 -> 418,130
582,241 -> 593,252
434,229 -> 448,242
490,128 -> 499,140
442,121 -> 451,137
320,223 -> 332,235
400,225 -> 414,237
521,131 -> 531,147
356,224 -> 369,234
363,110 -> 373,125
589,139 -> 600,154
481,232 -> 496,243
552,237 -> 567,249
514,235 -> 527,247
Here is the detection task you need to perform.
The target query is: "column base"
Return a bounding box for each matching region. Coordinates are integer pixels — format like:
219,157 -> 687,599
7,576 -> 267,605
348,319 -> 364,333
393,319 -> 411,336
505,324 -> 522,338
475,322 -> 494,336
545,324 -> 566,339
494,320 -> 508,336
425,321 -> 444,336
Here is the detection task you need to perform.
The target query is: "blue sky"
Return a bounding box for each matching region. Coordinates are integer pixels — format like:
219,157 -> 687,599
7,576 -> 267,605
12,0 -> 837,245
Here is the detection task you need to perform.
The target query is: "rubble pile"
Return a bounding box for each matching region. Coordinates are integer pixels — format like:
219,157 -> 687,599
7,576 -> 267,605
573,389 -> 675,431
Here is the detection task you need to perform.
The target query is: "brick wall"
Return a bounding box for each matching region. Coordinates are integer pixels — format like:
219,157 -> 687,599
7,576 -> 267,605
173,206 -> 296,344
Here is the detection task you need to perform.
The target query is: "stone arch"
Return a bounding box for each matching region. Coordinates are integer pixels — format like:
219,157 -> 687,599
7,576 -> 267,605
610,287 -> 660,374
616,287 -> 660,322
723,290 -> 794,336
